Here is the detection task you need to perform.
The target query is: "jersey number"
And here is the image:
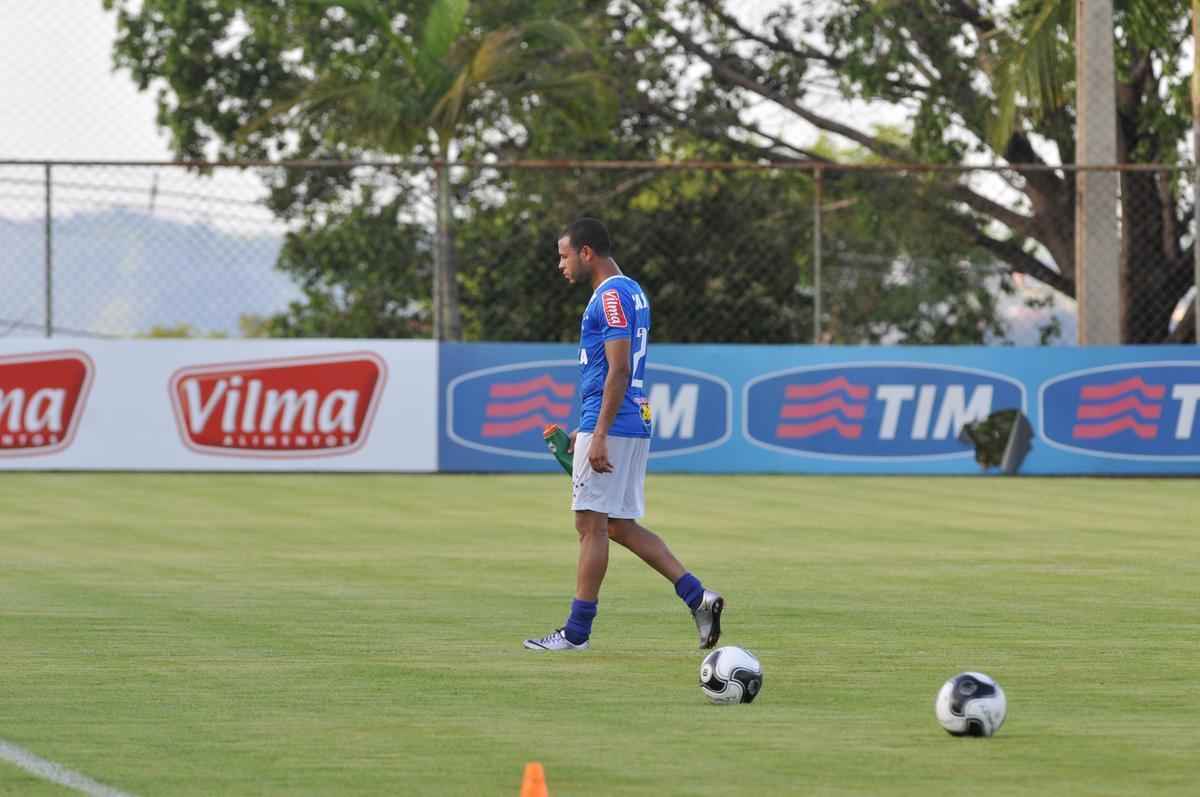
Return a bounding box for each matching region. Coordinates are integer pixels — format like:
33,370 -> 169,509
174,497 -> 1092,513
631,327 -> 648,389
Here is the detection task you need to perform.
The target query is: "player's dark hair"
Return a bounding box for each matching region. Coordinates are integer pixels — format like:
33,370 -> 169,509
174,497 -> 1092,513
563,217 -> 613,257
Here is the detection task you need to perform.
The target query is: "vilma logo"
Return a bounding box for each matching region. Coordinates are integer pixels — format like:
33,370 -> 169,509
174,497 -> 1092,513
744,363 -> 1024,459
446,361 -> 731,459
602,289 -> 627,328
0,350 -> 94,457
1040,363 -> 1200,459
169,352 -> 386,458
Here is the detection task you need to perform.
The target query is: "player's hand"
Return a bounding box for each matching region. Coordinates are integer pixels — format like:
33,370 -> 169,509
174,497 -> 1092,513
567,429 -> 578,453
588,434 -> 613,474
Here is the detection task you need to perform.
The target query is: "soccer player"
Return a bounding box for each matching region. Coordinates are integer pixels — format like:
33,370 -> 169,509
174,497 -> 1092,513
523,218 -> 724,652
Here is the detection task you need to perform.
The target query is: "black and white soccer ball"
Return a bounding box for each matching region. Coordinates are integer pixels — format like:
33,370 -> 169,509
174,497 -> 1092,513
935,671 -> 1007,737
699,646 -> 762,704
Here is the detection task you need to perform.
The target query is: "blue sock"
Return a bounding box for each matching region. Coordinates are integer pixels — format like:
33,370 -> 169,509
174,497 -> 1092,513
674,572 -> 704,610
563,598 -> 597,645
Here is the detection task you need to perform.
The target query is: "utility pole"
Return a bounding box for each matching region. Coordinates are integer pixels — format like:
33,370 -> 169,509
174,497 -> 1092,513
1193,0 -> 1200,343
813,168 -> 823,345
44,163 -> 53,338
1075,0 -> 1121,344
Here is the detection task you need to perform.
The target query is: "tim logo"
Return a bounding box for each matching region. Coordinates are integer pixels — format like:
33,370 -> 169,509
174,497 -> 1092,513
447,362 -> 578,458
482,370 -> 575,439
0,350 -> 94,457
744,363 -> 1024,459
445,361 -> 730,459
646,364 -> 731,458
169,352 -> 386,458
1040,363 -> 1200,460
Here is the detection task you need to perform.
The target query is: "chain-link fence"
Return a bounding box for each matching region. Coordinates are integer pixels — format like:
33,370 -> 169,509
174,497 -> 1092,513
0,163 -> 293,338
1,160 -> 1197,345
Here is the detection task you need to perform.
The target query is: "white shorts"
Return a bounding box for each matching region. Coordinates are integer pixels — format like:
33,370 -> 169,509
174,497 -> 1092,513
571,432 -> 650,519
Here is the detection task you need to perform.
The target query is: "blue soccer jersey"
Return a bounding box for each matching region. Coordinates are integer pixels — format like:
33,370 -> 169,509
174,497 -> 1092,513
577,275 -> 651,438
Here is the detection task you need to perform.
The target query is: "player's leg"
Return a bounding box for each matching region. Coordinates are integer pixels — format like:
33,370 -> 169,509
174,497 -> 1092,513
609,437 -> 725,649
554,508 -> 609,647
575,509 -> 609,602
607,518 -> 684,583
523,432 -> 619,652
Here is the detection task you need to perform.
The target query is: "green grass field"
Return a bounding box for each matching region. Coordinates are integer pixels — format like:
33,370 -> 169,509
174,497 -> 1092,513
1,474 -> 1198,796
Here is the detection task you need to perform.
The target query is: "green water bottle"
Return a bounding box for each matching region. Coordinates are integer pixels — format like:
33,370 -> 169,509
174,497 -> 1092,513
543,425 -> 573,475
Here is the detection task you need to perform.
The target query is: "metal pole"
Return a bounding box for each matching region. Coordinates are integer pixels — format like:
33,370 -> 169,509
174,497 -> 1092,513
1193,1 -> 1200,343
813,167 -> 823,344
1075,0 -> 1120,344
44,163 -> 53,338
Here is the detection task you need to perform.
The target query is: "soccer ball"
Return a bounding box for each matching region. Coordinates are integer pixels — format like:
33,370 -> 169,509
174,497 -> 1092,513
699,646 -> 762,704
935,671 -> 1007,737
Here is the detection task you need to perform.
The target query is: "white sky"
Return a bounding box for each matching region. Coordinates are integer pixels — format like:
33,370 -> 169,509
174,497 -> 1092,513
2,0 -> 795,161
1,1 -> 171,159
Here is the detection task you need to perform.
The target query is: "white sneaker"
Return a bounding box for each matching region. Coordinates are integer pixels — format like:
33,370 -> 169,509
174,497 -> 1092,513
523,628 -> 589,651
692,590 -> 724,649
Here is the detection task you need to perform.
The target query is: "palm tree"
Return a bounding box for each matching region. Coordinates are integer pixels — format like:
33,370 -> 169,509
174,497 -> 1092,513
253,0 -> 612,340
988,0 -> 1074,152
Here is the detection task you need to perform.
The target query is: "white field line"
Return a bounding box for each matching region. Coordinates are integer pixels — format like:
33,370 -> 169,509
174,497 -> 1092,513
0,738 -> 135,797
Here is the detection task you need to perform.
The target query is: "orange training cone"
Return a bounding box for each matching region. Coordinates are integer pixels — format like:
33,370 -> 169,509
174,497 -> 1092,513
520,762 -> 548,797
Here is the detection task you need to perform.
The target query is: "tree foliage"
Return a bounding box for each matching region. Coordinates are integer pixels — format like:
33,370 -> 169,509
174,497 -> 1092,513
625,0 -> 1196,341
263,189 -> 433,338
105,0 -> 1174,343
105,0 -> 613,340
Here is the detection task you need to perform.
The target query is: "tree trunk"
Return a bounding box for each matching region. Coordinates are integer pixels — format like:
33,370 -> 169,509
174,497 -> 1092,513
1120,172 -> 1192,342
433,156 -> 462,341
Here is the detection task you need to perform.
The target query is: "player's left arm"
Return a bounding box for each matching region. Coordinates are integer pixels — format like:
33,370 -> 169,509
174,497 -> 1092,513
589,336 -> 631,474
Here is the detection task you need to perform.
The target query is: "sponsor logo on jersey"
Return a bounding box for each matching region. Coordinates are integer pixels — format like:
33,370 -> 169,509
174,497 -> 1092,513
639,397 -> 652,425
445,361 -> 730,459
601,289 -> 627,328
169,352 -> 386,457
1039,363 -> 1200,459
0,350 -> 94,457
744,363 -> 1024,459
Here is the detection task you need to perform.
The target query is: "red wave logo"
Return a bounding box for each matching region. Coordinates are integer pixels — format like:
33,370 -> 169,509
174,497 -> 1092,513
1072,376 -> 1165,440
483,373 -> 574,438
777,417 -> 863,439
485,394 -> 572,418
1079,376 -> 1166,401
785,378 -> 870,401
489,374 -> 574,400
1072,417 -> 1159,440
779,396 -> 867,420
0,350 -> 94,457
483,415 -> 557,437
775,378 -> 869,439
1075,395 -> 1162,420
169,352 -> 386,458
